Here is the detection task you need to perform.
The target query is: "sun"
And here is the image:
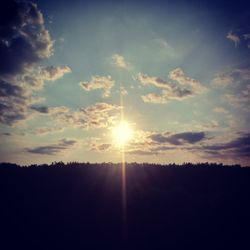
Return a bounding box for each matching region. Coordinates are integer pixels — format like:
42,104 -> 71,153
112,121 -> 133,147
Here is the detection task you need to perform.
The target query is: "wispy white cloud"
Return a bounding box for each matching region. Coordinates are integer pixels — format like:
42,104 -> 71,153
243,34 -> 250,40
211,68 -> 250,90
142,93 -> 169,104
225,84 -> 250,109
79,75 -> 114,97
212,74 -> 234,87
111,54 -> 131,69
153,38 -> 170,49
226,31 -> 240,47
35,127 -> 64,135
120,86 -> 128,96
152,38 -> 178,58
243,34 -> 250,48
213,107 -> 229,114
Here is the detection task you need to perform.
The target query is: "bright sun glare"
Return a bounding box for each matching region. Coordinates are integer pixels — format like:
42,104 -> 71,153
112,121 -> 133,147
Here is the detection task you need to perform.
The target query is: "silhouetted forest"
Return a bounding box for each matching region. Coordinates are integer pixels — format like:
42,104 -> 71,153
1,162 -> 250,250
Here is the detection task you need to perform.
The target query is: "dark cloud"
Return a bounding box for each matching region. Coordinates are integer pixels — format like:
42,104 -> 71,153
0,79 -> 25,97
204,133 -> 250,152
150,132 -> 206,145
126,149 -> 157,155
126,145 -> 176,156
91,143 -> 112,151
172,87 -> 193,98
1,132 -> 11,136
30,106 -> 49,114
0,1 -> 71,126
26,139 -> 77,155
152,146 -> 177,151
0,79 -> 31,125
31,106 -> 69,114
0,0 -> 53,76
0,70 -> 71,125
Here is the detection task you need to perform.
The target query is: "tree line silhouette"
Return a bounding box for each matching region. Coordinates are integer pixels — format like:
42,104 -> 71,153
0,162 -> 249,249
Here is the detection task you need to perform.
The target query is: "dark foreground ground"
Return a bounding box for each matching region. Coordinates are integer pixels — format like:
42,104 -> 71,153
0,162 -> 250,250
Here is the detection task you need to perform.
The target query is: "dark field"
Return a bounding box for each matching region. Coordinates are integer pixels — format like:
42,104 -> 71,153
0,162 -> 250,250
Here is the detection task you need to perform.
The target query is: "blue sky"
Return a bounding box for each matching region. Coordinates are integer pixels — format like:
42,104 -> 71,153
0,0 -> 249,165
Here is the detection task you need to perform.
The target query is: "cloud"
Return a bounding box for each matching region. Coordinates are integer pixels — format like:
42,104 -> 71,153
30,106 -> 49,114
31,102 -> 121,130
141,89 -> 193,104
120,86 -> 128,96
226,31 -> 240,47
153,38 -> 170,49
211,68 -> 250,112
0,78 -> 34,125
213,107 -> 228,114
212,74 -> 234,87
26,138 -> 78,155
30,105 -> 69,114
79,75 -> 114,97
137,69 -> 205,104
212,68 -> 250,89
0,1 -> 70,126
142,93 -> 169,104
243,34 -> 250,48
235,69 -> 250,80
35,127 -> 64,135
151,38 -> 178,58
1,132 -> 12,136
225,84 -> 250,108
0,1 -> 53,77
226,32 -> 250,49
123,129 -> 206,155
0,66 -> 71,126
75,102 -> 120,128
150,132 -> 206,145
122,129 -> 248,164
90,142 -> 112,152
126,149 -> 157,155
19,65 -> 71,91
111,54 -> 131,69
203,133 -> 250,158
40,66 -> 71,81
151,146 -> 177,152
119,129 -> 207,158
137,73 -> 172,90
169,68 -> 207,93
243,34 -> 250,40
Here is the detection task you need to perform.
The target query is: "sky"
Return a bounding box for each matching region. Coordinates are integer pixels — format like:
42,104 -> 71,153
0,0 -> 250,166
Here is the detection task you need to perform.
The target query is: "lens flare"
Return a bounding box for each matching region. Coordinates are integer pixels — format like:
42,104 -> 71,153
112,121 -> 133,147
